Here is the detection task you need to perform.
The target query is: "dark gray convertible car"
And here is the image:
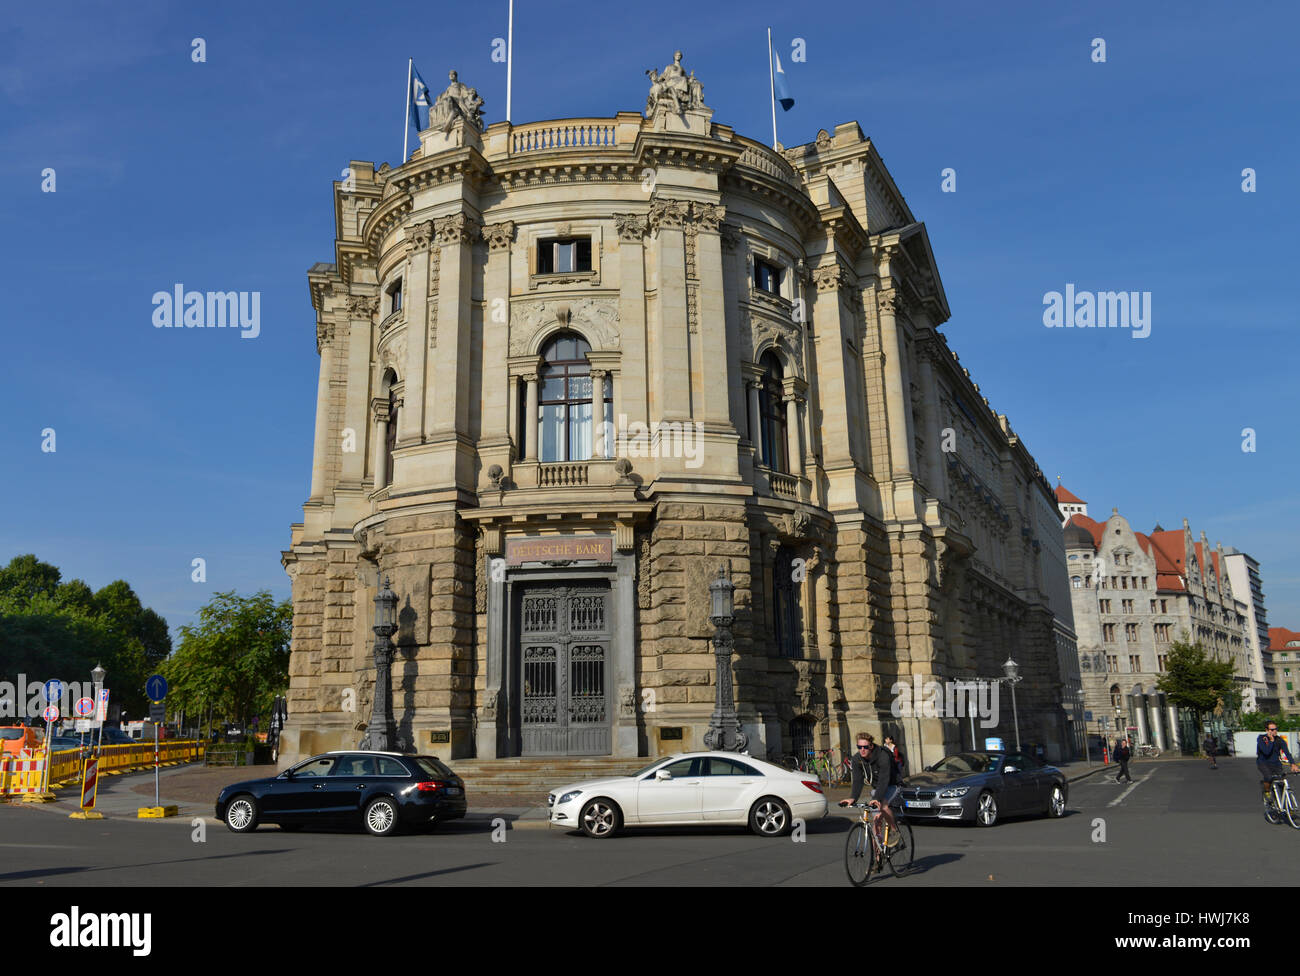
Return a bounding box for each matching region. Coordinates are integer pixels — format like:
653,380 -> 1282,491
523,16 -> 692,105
897,751 -> 1067,826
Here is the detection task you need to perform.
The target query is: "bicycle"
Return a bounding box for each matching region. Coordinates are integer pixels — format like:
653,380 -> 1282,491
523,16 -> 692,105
1263,774 -> 1300,829
844,799 -> 914,886
1136,744 -> 1160,759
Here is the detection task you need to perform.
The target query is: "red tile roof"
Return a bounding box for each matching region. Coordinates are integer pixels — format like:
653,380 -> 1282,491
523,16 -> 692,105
1270,627 -> 1300,651
1147,530 -> 1187,591
1055,485 -> 1085,504
1065,514 -> 1104,548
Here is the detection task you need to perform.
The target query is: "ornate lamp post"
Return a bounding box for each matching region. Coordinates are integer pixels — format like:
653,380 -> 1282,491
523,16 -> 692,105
360,574 -> 398,751
1001,656 -> 1022,751
703,565 -> 748,753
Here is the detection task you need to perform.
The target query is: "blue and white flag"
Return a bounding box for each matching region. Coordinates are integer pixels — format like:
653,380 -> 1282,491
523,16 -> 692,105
773,51 -> 794,111
409,65 -> 431,131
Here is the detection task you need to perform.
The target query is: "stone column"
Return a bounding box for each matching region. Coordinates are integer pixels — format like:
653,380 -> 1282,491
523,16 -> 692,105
784,392 -> 804,477
590,368 -> 607,458
746,380 -> 762,454
478,527 -> 504,758
371,397 -> 390,491
309,322 -> 335,500
876,287 -> 915,480
613,213 -> 649,432
341,296 -> 378,486
523,373 -> 539,461
614,549 -> 638,756
648,198 -> 692,422
480,221 -> 516,476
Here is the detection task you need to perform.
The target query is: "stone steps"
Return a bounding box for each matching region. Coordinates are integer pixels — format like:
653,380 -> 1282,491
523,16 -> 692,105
445,757 -> 648,794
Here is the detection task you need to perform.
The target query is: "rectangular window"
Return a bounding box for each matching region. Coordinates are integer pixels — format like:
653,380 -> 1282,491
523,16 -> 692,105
1100,600 -> 1111,613
1126,623 -> 1139,642
537,237 -> 592,274
1129,655 -> 1141,673
1141,576 -> 1149,588
1103,623 -> 1116,642
1107,655 -> 1119,673
1157,654 -> 1168,672
754,258 -> 783,295
1122,600 -> 1134,614
1160,599 -> 1168,613
388,279 -> 403,313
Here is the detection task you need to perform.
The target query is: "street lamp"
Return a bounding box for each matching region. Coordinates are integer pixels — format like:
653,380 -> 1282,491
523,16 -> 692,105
360,574 -> 398,751
1001,656 -> 1022,751
703,565 -> 748,753
91,663 -> 106,755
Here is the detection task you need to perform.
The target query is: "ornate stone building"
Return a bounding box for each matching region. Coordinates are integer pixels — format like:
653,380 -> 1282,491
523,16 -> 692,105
280,55 -> 1074,767
1061,499 -> 1255,750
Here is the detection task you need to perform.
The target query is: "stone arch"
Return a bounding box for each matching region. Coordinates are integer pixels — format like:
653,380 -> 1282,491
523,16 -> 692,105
752,333 -> 800,382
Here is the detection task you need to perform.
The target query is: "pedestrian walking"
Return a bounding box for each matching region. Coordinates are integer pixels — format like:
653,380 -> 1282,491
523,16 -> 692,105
883,735 -> 907,779
1203,733 -> 1218,770
1113,738 -> 1133,783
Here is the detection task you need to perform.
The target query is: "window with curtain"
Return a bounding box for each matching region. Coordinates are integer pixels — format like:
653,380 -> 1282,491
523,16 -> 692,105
758,352 -> 788,472
537,333 -> 610,462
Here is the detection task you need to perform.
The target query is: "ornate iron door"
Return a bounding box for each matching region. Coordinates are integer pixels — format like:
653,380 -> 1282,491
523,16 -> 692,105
519,585 -> 611,756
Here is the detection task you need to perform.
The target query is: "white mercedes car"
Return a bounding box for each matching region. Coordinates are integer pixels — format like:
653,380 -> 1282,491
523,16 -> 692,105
547,751 -> 828,838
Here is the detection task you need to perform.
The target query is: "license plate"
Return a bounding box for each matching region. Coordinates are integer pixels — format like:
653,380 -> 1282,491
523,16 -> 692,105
906,799 -> 931,809
445,786 -> 462,795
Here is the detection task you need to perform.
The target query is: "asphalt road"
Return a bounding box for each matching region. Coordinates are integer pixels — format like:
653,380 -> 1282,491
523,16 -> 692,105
1,758 -> 1293,886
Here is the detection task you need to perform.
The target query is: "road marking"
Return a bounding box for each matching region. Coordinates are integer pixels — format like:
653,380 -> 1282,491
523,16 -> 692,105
1108,769 -> 1157,807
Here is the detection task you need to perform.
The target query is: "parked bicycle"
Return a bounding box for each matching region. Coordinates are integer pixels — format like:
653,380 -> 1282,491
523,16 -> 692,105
1135,743 -> 1160,759
1263,774 -> 1300,829
844,799 -> 914,886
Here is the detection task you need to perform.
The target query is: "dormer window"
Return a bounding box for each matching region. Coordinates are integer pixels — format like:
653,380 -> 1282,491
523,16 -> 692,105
538,237 -> 592,274
754,258 -> 783,295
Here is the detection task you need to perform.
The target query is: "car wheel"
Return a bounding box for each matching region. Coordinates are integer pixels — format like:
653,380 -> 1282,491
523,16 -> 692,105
975,790 -> 998,827
224,794 -> 259,833
1046,784 -> 1066,818
579,797 -> 621,838
749,797 -> 792,837
363,796 -> 400,836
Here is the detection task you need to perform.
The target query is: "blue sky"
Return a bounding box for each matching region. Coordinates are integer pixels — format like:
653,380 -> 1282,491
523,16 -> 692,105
1,0 -> 1296,639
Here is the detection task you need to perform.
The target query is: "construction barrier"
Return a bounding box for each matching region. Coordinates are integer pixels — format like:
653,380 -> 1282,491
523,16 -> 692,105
0,740 -> 205,798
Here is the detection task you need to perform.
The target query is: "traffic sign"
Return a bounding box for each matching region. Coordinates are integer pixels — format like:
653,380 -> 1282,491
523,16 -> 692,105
75,719 -> 92,733
75,697 -> 94,717
42,704 -> 59,722
1084,710 -> 1093,722
44,679 -> 63,703
145,674 -> 168,702
96,689 -> 109,722
148,702 -> 166,723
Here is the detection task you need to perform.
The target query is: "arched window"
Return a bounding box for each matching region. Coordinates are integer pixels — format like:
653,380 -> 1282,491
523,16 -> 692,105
384,384 -> 399,488
1109,684 -> 1122,709
538,333 -> 610,462
773,546 -> 803,659
758,352 -> 788,472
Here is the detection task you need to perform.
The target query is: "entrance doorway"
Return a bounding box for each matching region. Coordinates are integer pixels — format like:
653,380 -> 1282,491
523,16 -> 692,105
517,584 -> 612,755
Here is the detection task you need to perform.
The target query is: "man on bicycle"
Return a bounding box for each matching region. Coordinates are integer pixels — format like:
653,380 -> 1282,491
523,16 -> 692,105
1256,723 -> 1299,801
838,732 -> 901,843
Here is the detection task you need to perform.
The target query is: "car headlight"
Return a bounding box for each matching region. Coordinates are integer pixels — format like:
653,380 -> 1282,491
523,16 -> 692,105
939,787 -> 970,798
558,790 -> 582,804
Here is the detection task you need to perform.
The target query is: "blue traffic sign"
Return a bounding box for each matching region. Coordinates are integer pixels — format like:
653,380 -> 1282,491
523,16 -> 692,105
43,679 -> 63,703
145,674 -> 168,702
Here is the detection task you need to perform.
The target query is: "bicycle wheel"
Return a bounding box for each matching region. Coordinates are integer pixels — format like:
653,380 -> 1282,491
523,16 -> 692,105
845,822 -> 873,886
885,818 -> 914,877
1264,790 -> 1282,825
1285,788 -> 1300,830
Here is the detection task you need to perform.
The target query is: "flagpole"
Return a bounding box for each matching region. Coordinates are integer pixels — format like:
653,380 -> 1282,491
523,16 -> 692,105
403,57 -> 413,162
767,28 -> 778,149
506,0 -> 514,123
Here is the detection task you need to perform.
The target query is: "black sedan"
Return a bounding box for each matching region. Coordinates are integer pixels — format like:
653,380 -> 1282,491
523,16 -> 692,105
897,751 -> 1067,827
215,751 -> 467,836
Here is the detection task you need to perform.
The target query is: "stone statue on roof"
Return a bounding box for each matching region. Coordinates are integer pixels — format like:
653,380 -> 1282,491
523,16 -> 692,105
645,50 -> 706,116
428,68 -> 485,132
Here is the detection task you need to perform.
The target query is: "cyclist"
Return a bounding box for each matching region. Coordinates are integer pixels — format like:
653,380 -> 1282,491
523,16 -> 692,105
1256,723 -> 1299,802
1202,733 -> 1218,770
838,732 -> 901,843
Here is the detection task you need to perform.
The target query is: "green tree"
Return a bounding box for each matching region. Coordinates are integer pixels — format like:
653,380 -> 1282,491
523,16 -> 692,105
1156,638 -> 1242,736
162,590 -> 291,732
